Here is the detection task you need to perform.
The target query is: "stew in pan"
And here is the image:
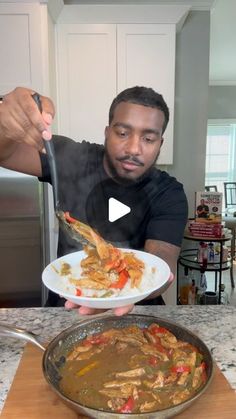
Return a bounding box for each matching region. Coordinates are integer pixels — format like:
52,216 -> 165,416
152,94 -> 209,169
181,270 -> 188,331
59,322 -> 207,414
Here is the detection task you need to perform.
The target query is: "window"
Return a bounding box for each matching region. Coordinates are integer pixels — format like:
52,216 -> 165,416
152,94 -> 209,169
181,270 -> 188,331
205,120 -> 236,206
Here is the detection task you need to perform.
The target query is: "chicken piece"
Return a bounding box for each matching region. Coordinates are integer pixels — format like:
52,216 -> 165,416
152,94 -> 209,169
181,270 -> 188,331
69,346 -> 102,361
104,379 -> 141,388
74,278 -> 109,290
115,341 -> 128,352
99,384 -> 137,398
115,368 -> 146,378
123,252 -> 145,270
140,343 -> 169,361
170,389 -> 190,405
66,343 -> 93,360
173,351 -> 196,368
122,325 -> 147,343
148,324 -> 177,341
143,371 -> 165,389
139,401 -> 157,413
115,325 -> 147,347
177,371 -> 190,386
164,372 -> 178,385
143,329 -> 157,345
80,255 -> 99,267
152,392 -> 161,403
60,262 -> 71,276
127,268 -> 143,288
107,398 -> 126,411
132,386 -> 139,400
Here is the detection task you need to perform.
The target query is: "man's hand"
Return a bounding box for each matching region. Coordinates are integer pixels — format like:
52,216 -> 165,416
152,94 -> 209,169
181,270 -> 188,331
64,273 -> 174,316
0,87 -> 54,156
64,301 -> 134,316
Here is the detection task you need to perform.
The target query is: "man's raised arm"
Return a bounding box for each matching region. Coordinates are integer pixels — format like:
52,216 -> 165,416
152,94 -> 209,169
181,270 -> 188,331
0,87 -> 54,176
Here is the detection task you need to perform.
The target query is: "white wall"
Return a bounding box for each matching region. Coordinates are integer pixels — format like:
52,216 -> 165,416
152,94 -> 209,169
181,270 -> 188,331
167,11 -> 210,218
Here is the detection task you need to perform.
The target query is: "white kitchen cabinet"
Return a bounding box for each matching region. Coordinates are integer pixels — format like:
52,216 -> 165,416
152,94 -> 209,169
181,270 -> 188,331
0,3 -> 45,94
117,24 -> 175,164
56,23 -> 176,164
57,24 -> 117,143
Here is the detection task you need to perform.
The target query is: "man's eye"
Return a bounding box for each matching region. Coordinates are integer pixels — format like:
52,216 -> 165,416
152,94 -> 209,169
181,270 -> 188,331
117,131 -> 127,137
144,137 -> 155,143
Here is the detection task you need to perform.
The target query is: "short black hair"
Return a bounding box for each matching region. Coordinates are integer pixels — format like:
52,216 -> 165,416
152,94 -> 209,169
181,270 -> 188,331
108,86 -> 169,134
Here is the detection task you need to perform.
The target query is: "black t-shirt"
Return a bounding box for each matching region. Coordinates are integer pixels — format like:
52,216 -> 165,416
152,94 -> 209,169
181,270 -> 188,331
39,135 -> 188,257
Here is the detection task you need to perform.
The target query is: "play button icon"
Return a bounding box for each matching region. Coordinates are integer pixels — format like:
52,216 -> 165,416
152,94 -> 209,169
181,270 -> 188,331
108,198 -> 131,222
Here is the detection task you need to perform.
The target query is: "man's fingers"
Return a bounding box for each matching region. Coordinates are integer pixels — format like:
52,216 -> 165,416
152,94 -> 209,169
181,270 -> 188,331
113,304 -> 134,316
78,306 -> 107,315
40,95 -> 55,119
64,299 -> 134,317
64,300 -> 79,309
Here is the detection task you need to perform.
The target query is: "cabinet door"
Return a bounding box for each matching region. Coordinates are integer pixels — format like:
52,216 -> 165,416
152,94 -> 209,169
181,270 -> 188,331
117,24 -> 175,164
0,3 -> 44,94
57,24 -> 116,144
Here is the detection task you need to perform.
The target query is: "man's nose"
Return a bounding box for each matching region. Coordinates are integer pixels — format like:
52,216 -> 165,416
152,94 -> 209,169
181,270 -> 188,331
125,135 -> 141,155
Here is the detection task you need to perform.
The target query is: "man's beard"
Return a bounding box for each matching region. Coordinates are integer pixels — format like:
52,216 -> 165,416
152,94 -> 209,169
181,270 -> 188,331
104,138 -> 160,185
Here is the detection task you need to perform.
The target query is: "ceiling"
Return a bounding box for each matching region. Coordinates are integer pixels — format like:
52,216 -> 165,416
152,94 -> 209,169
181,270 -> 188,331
64,0 -> 236,85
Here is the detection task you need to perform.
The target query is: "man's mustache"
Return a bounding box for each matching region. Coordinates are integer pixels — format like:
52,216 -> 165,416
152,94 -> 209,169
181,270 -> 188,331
117,155 -> 144,167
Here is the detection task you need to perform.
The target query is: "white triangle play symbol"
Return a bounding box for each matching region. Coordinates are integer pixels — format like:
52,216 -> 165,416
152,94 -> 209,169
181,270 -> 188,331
108,197 -> 131,222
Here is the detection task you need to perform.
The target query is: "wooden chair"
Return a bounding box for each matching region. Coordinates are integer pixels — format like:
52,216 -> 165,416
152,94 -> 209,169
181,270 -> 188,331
205,185 -> 218,192
224,182 -> 236,213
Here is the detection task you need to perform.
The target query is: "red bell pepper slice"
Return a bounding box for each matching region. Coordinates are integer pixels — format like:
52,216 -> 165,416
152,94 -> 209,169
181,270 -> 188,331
148,356 -> 159,366
110,269 -> 129,289
171,365 -> 191,373
118,396 -> 135,413
86,334 -> 108,345
150,325 -> 169,335
64,211 -> 77,223
154,341 -> 168,354
76,288 -> 82,296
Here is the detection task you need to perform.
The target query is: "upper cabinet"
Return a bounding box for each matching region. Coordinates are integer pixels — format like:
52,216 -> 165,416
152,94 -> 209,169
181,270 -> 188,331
0,3 -> 46,94
57,22 -> 176,164
0,2 -> 189,165
117,24 -> 175,164
57,24 -> 117,145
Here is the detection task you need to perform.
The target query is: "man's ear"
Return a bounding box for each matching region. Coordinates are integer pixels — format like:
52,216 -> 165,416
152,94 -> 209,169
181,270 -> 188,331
105,126 -> 109,137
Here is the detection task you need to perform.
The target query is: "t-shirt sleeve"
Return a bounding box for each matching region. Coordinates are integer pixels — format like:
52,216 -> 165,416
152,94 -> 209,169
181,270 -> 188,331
145,182 -> 188,247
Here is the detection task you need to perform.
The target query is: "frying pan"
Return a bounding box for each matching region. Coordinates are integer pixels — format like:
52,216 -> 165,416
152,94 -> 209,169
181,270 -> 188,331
0,314 -> 214,418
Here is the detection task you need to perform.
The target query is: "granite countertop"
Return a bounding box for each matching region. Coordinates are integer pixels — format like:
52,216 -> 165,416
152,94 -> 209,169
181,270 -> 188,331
0,305 -> 236,412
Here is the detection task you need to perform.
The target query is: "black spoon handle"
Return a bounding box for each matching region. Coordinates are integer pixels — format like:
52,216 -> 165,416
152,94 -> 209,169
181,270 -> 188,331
32,93 -> 59,211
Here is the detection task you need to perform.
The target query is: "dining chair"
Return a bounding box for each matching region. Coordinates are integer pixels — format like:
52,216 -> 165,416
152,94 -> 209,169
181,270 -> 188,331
224,182 -> 236,212
205,185 -> 218,192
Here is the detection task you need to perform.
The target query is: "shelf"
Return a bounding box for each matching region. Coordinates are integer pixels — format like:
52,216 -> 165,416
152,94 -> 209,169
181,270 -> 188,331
178,249 -> 231,272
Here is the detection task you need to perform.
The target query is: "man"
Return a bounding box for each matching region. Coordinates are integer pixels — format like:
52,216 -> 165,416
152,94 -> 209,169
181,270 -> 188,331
0,86 -> 188,315
196,199 -> 209,218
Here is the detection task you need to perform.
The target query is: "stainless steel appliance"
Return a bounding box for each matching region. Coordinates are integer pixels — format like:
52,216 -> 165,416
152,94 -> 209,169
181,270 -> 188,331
0,167 -> 44,307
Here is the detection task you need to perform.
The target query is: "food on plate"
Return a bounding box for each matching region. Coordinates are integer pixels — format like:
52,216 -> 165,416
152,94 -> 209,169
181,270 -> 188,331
59,323 -> 207,413
56,212 -> 146,298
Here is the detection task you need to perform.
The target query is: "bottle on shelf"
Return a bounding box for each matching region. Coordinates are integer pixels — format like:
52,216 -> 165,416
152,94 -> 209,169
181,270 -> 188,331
188,278 -> 196,305
220,284 -> 229,305
208,242 -> 215,262
179,267 -> 190,305
187,269 -> 196,305
196,268 -> 208,304
198,241 -> 208,269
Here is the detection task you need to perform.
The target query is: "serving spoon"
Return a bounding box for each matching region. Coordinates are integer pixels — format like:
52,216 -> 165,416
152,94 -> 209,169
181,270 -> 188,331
32,93 -> 90,247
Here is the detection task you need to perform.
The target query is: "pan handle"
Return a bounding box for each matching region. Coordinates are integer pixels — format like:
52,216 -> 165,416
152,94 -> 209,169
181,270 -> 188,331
0,322 -> 45,351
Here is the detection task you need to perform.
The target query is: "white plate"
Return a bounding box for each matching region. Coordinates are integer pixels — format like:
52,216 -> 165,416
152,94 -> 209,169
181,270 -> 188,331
42,249 -> 170,309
